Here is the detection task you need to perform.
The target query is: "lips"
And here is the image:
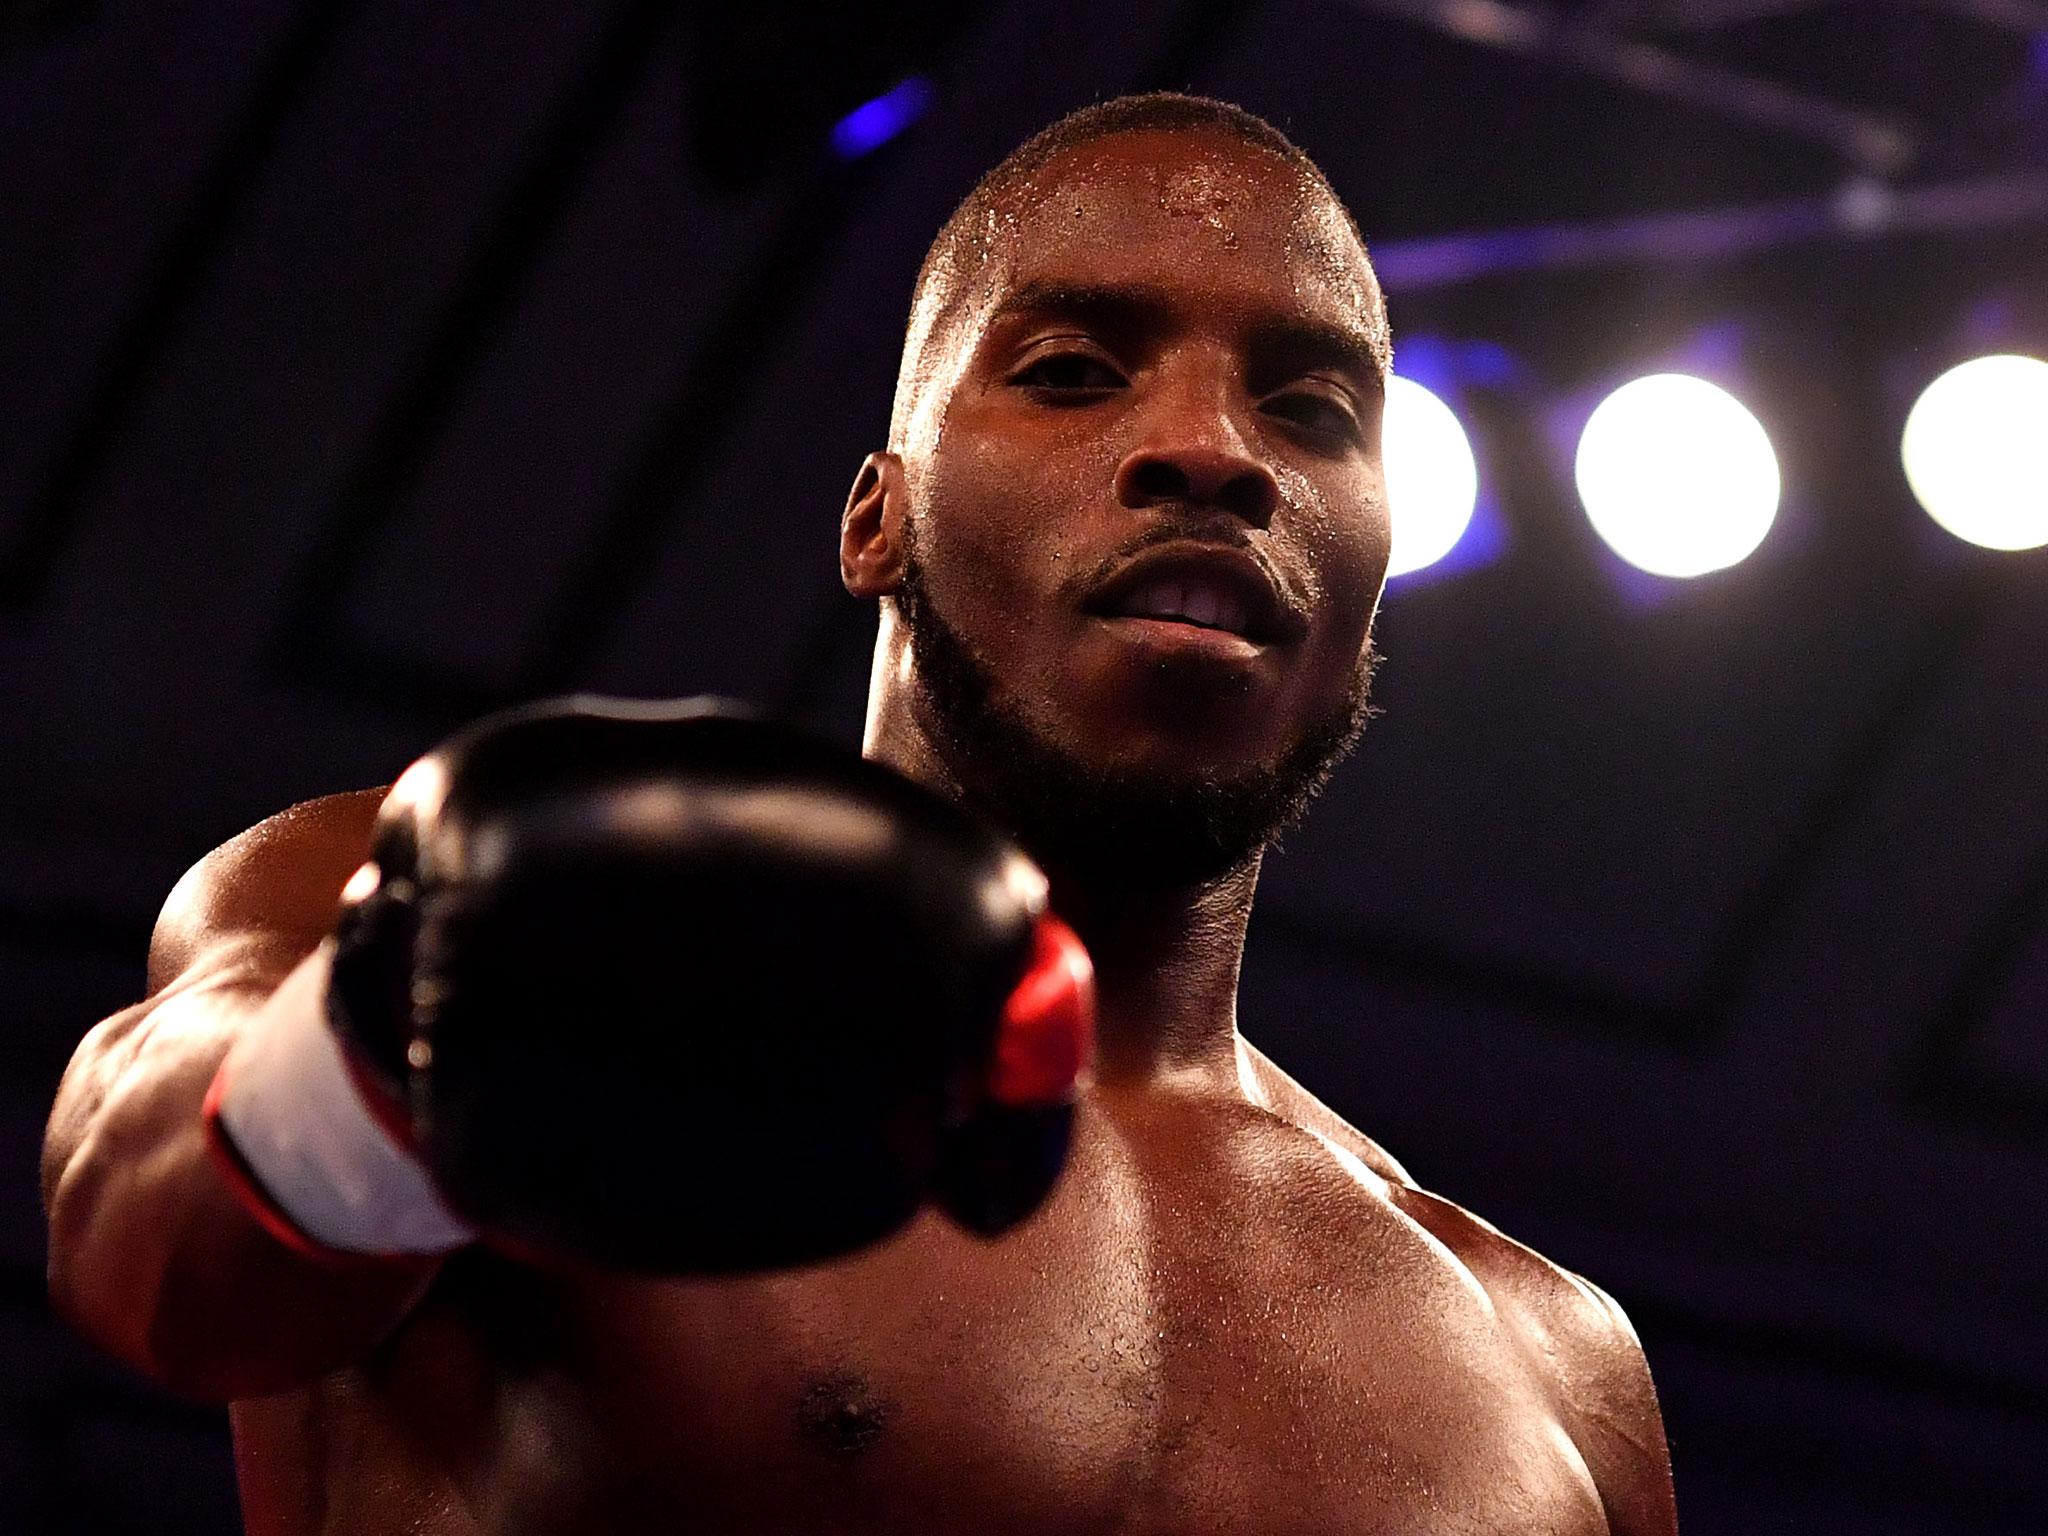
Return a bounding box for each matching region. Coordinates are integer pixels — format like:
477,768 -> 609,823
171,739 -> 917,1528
1081,542 -> 1304,645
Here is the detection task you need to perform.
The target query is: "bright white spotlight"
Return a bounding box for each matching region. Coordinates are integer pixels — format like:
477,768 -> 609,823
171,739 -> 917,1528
1383,375 -> 1478,579
1901,354 -> 2048,552
1574,373 -> 1780,578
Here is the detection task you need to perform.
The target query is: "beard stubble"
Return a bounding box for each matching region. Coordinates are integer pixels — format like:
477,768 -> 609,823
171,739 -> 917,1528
892,529 -> 1377,893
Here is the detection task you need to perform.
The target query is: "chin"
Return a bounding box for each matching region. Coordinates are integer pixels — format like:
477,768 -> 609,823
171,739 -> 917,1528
1056,692 -> 1294,781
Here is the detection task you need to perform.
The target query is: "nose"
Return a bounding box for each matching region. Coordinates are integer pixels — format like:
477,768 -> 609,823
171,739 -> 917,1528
1112,381 -> 1280,527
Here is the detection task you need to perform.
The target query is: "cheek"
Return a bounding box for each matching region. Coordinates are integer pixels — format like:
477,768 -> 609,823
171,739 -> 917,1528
913,431 -> 1082,648
1276,459 -> 1392,625
1349,471 -> 1395,607
918,391 -> 1140,602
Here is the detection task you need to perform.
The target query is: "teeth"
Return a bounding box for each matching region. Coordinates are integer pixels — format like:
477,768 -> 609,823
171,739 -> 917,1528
1127,581 -> 1181,620
1120,578 -> 1250,634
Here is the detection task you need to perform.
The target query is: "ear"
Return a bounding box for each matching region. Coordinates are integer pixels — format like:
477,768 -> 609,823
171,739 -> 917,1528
840,451 -> 908,599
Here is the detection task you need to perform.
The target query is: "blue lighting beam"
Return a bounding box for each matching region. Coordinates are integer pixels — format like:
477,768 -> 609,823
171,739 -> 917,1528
831,77 -> 935,160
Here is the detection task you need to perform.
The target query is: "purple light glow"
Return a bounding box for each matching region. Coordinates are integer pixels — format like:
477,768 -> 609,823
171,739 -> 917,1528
831,77 -> 934,159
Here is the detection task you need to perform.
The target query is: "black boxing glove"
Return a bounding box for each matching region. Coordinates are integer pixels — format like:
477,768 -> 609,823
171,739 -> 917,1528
204,696 -> 1094,1272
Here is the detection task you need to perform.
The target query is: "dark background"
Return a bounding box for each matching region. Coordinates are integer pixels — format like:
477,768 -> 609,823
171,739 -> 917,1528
4,0 -> 2046,1531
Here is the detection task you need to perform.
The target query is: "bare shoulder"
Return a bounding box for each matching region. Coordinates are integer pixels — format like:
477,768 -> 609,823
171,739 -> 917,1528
1237,1038 -> 1678,1535
1388,1182 -> 1680,1536
149,786 -> 391,992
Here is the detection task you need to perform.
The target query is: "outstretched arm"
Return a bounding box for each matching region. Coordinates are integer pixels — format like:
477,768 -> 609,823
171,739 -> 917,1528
41,789 -> 440,1403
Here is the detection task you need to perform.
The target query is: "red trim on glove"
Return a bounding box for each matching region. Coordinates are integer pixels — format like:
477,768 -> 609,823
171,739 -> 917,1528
338,1043 -> 420,1153
987,911 -> 1095,1107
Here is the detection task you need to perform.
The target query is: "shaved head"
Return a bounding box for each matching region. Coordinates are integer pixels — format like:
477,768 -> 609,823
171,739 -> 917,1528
889,93 -> 1391,455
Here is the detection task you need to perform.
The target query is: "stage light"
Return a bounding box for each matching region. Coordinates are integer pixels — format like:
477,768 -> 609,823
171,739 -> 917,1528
1574,373 -> 1780,578
831,77 -> 935,159
1901,354 -> 2048,552
1383,375 -> 1479,579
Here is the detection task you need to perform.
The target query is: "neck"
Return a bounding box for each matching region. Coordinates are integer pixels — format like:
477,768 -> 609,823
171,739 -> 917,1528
861,642 -> 1257,1095
1031,854 -> 1259,1091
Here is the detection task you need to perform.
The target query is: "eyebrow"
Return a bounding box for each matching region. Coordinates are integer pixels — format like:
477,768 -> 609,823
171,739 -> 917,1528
988,279 -> 1386,386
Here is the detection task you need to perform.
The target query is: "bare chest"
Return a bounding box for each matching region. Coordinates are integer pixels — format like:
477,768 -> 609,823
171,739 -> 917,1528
262,1105 -> 1609,1536
453,1111 -> 1609,1536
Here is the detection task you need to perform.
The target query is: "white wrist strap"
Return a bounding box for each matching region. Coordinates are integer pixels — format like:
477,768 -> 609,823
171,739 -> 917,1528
212,944 -> 475,1256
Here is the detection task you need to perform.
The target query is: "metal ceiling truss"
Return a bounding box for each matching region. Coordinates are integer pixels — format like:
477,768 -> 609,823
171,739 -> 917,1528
1338,0 -> 1918,170
1336,0 -> 2048,281
1372,167 -> 2048,288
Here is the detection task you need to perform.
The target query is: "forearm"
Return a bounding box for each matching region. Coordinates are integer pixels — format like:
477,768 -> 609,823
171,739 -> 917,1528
44,949 -> 439,1402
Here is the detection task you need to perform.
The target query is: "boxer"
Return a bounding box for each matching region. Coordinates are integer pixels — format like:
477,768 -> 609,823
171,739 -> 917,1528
43,92 -> 1680,1534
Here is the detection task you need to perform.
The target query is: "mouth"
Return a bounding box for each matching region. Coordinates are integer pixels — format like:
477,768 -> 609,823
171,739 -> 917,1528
1088,613 -> 1266,661
1079,542 -> 1306,651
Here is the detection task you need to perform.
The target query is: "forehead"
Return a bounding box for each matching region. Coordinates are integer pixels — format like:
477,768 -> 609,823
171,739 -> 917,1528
979,130 -> 1378,341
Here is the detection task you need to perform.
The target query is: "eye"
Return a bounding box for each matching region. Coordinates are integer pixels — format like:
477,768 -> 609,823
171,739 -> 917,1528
1011,350 -> 1127,393
1263,387 -> 1361,443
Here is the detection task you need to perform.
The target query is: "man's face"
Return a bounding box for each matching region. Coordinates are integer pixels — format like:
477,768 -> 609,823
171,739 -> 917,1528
888,130 -> 1392,887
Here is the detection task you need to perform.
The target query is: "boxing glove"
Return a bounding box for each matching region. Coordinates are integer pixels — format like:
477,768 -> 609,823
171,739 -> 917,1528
204,695 -> 1094,1273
